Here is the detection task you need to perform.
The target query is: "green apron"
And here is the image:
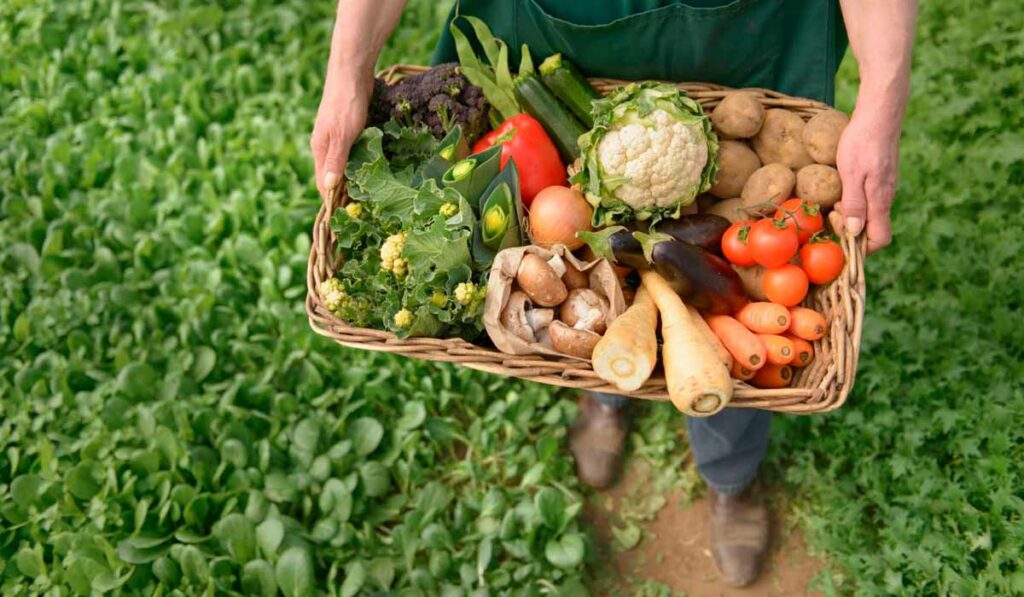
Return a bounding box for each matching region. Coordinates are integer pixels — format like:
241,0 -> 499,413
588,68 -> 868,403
432,0 -> 847,105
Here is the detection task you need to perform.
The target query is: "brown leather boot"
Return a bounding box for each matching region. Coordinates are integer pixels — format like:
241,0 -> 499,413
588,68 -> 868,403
709,486 -> 770,587
568,394 -> 628,489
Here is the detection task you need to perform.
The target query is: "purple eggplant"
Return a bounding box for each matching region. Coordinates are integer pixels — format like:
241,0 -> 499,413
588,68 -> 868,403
653,214 -> 731,254
577,226 -> 647,270
634,231 -> 747,315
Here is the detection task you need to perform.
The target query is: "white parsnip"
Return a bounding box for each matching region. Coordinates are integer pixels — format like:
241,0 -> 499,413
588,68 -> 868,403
640,271 -> 733,416
592,286 -> 658,391
687,305 -> 733,370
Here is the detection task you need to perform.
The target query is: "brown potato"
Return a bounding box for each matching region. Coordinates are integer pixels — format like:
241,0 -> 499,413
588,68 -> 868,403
732,265 -> 768,302
709,140 -> 761,199
802,109 -> 849,165
751,110 -> 814,169
740,163 -> 796,215
711,92 -> 765,138
703,197 -> 748,223
796,164 -> 842,208
696,193 -> 719,213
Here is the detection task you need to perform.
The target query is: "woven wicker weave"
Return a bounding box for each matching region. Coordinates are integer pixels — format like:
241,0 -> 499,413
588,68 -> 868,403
306,64 -> 866,414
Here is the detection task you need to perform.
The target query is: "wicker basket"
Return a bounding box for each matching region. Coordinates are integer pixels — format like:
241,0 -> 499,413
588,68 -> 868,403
306,64 -> 866,414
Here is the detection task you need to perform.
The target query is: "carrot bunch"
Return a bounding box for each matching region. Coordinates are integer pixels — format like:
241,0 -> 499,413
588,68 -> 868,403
704,302 -> 828,389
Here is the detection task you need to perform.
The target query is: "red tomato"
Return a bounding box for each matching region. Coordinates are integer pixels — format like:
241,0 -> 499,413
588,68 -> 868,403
471,114 -> 566,207
799,240 -> 845,284
774,199 -> 824,244
721,222 -> 756,266
763,264 -> 809,307
748,217 -> 799,268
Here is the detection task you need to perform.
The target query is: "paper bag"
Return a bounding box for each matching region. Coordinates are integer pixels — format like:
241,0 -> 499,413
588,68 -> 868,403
483,244 -> 627,359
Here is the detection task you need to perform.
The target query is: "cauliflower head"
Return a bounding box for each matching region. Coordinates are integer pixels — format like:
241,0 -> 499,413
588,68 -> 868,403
578,83 -> 719,226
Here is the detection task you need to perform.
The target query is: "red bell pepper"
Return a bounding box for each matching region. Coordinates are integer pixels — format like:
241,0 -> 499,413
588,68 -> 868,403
472,114 -> 567,207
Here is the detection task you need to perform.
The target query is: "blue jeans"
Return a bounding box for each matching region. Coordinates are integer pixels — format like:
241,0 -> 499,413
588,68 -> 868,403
591,392 -> 770,496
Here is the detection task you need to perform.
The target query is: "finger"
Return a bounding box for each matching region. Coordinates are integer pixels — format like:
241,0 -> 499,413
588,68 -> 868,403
836,166 -> 867,238
865,179 -> 894,254
311,134 -> 328,199
322,137 -> 350,196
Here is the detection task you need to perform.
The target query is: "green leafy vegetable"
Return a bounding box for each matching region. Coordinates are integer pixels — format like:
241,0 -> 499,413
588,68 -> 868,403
441,143 -> 503,208
413,125 -> 470,186
450,15 -> 533,123
473,160 -> 525,267
330,125 -> 491,339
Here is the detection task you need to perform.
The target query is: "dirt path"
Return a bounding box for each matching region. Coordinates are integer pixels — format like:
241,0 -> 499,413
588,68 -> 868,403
585,463 -> 825,596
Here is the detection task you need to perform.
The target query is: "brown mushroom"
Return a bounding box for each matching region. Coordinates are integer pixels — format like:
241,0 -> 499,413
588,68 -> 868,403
548,320 -> 601,359
516,254 -> 568,307
525,308 -> 554,333
559,289 -> 610,334
562,261 -> 590,290
500,291 -> 534,343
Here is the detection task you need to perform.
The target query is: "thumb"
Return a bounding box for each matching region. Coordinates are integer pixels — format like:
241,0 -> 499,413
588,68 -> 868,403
322,138 -> 350,193
836,169 -> 867,237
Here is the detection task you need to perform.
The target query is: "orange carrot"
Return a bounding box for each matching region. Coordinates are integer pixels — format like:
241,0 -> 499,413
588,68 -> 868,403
750,364 -> 793,388
785,334 -> 814,367
730,360 -> 756,381
757,334 -> 795,365
706,315 -> 767,371
736,302 -> 791,334
789,307 -> 827,341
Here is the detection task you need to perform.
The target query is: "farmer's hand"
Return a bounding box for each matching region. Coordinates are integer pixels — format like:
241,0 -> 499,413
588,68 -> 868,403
834,108 -> 901,253
310,72 -> 373,200
835,0 -> 916,254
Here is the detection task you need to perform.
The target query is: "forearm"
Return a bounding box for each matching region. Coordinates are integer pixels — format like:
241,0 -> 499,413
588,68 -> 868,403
839,0 -> 917,135
324,0 -> 407,87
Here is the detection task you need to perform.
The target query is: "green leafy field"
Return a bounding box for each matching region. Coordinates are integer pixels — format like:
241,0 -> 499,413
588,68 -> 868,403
1,0 -> 1021,595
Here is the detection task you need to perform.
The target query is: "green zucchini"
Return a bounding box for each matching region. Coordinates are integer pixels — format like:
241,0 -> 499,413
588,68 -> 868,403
539,53 -> 600,128
514,73 -> 586,162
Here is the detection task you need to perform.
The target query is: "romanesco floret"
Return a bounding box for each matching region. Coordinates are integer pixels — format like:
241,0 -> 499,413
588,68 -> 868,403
454,282 -> 484,306
319,278 -> 347,312
394,308 -> 413,328
380,232 -> 408,277
439,202 -> 458,217
431,290 -> 448,308
344,202 -> 364,219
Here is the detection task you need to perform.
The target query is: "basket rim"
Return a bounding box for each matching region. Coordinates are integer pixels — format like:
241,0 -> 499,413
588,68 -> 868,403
305,64 -> 867,414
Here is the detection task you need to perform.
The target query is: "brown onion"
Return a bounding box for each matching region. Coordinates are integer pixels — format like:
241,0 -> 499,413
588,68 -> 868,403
528,186 -> 593,251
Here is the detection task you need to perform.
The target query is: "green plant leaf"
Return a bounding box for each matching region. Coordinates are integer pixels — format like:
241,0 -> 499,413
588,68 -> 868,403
242,560 -> 278,597
340,561 -> 366,597
15,546 -> 46,578
256,517 -> 285,557
213,512 -> 257,564
275,547 -> 314,597
544,533 -> 585,569
348,417 -> 384,457
534,487 -> 566,530
359,462 -> 391,497
65,462 -> 101,500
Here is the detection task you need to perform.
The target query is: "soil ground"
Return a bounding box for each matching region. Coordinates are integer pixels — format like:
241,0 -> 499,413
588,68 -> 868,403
585,463 -> 826,596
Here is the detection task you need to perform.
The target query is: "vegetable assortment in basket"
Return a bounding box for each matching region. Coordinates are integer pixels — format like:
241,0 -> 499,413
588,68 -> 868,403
308,17 -> 866,414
